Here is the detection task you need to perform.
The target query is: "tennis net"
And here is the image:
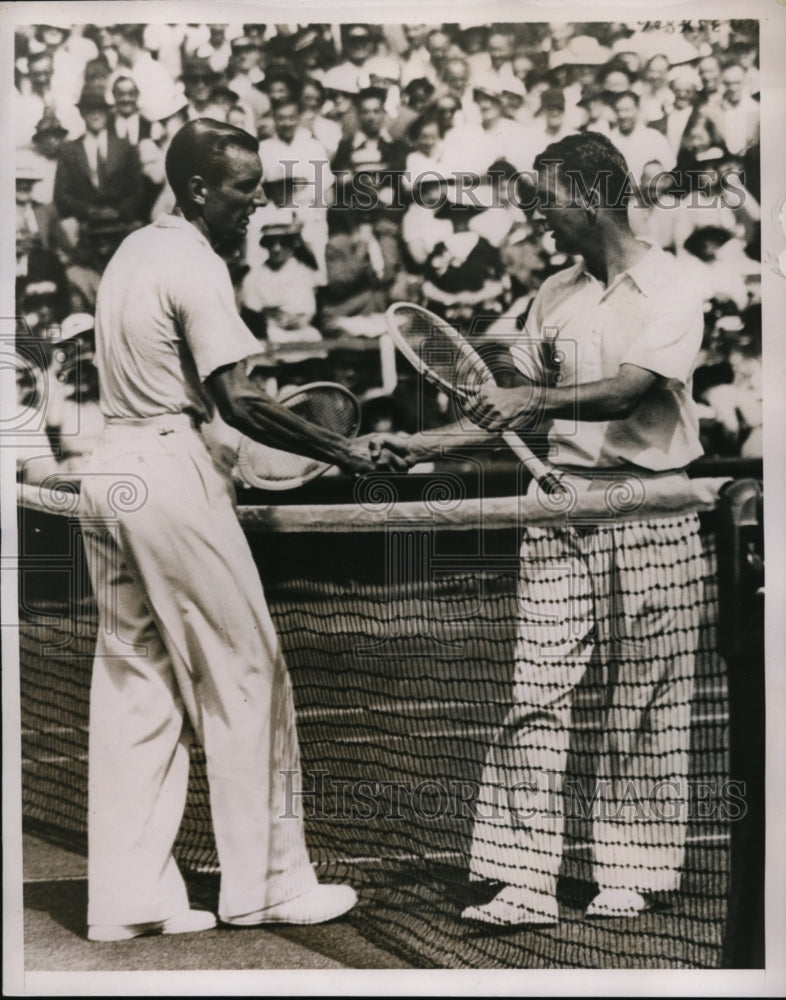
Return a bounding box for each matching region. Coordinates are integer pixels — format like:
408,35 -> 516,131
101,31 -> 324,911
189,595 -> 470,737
17,473 -> 759,969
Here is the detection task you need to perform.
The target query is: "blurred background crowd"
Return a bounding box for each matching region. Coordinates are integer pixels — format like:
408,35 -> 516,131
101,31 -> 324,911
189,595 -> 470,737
13,19 -> 762,483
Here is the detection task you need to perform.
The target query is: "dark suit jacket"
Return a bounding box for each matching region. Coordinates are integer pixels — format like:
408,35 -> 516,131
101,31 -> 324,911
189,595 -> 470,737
54,131 -> 144,223
110,113 -> 154,145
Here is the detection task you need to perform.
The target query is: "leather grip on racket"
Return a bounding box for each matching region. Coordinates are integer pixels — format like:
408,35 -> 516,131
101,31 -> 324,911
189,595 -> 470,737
501,431 -> 565,496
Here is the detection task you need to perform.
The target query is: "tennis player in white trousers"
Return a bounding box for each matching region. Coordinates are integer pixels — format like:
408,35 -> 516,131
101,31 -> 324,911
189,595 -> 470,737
381,132 -> 706,926
80,118 -> 406,941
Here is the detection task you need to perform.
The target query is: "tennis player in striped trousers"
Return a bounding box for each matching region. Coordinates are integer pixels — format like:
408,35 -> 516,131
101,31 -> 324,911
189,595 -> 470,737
383,132 -> 706,926
79,119 -> 406,941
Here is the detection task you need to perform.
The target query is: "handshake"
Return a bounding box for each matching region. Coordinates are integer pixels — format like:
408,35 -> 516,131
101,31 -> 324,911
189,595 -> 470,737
343,432 -> 428,476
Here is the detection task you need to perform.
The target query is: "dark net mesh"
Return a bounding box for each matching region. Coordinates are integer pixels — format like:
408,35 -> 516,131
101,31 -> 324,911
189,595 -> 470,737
18,484 -> 736,969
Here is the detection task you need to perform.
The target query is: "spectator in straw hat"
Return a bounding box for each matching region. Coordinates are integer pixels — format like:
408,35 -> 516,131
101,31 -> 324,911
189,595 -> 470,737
54,88 -> 144,227
240,210 -> 323,348
422,181 -> 506,324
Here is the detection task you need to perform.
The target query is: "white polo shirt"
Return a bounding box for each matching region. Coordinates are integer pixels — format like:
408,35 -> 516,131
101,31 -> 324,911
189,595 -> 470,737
94,213 -> 259,421
509,243 -> 704,471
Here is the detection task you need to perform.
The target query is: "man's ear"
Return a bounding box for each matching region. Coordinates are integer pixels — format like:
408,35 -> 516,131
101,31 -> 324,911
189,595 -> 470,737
188,175 -> 208,207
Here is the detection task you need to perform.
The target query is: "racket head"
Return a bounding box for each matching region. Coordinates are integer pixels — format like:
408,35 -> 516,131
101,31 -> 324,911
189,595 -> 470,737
235,381 -> 361,491
385,301 -> 494,406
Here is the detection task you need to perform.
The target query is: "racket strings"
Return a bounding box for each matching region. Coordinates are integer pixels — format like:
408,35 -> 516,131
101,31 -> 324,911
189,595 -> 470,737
389,306 -> 491,404
236,385 -> 361,489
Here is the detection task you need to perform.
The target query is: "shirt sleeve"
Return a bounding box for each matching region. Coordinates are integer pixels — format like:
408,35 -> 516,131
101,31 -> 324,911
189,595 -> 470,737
621,291 -> 703,388
172,247 -> 260,380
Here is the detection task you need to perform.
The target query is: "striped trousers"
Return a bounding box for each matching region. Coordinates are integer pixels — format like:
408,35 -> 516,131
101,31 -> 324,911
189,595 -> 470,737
470,492 -> 705,900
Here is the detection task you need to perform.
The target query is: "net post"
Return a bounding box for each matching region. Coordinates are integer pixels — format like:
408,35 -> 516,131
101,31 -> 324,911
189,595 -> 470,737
715,478 -> 765,969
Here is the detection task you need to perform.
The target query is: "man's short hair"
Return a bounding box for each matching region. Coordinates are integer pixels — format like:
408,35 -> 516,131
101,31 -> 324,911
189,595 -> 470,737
533,131 -> 633,209
112,75 -> 138,94
612,89 -> 640,106
165,118 -> 259,207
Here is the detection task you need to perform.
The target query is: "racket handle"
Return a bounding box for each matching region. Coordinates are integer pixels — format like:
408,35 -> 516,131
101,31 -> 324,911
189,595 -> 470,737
501,431 -> 565,497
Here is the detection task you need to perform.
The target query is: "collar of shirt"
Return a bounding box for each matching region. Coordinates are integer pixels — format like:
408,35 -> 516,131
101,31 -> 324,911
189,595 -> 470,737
154,212 -> 213,252
352,127 -> 393,148
115,113 -> 139,140
573,241 -> 664,300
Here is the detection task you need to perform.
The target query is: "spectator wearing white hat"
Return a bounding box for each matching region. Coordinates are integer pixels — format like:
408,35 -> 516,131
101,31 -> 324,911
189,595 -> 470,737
365,53 -> 403,121
609,90 -> 676,185
240,210 -> 324,350
441,74 -> 529,175
258,98 -> 333,279
320,64 -> 362,142
421,181 -> 506,325
547,34 -> 611,129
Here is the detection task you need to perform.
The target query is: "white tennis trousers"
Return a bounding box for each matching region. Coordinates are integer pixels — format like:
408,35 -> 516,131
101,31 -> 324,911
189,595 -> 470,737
470,476 -> 705,899
79,415 -> 318,925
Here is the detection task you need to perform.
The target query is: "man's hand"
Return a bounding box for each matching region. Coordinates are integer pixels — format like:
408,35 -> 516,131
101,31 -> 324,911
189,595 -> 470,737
465,382 -> 543,433
358,432 -> 420,472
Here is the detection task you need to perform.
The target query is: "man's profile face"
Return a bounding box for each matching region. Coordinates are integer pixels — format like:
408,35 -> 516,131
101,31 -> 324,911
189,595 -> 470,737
201,145 -> 264,247
534,168 -> 592,257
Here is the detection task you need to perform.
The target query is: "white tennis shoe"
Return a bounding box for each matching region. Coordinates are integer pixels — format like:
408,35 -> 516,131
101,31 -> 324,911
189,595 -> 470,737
223,884 -> 358,926
461,885 -> 559,926
88,908 -> 217,941
585,888 -> 649,918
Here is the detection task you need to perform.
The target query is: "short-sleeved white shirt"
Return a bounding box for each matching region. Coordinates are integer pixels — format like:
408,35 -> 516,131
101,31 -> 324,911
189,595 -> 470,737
509,243 -> 704,471
94,213 -> 260,421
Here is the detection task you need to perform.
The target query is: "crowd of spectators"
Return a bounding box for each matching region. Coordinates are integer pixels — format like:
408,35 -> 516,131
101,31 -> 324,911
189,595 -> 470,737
14,19 -> 763,482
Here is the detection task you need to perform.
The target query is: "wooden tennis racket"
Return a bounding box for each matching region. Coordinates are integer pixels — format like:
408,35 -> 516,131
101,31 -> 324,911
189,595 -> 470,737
385,302 -> 564,496
235,381 -> 362,490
